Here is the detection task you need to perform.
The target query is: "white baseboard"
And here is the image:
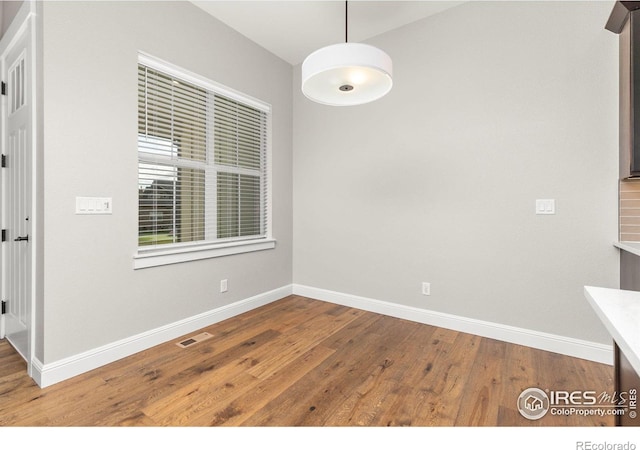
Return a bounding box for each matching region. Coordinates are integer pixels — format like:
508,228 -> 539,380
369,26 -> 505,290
32,285 -> 293,388
292,284 -> 613,366
31,283 -> 613,388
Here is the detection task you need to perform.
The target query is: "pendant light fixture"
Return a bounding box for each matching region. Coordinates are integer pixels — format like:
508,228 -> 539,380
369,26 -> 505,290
301,1 -> 393,106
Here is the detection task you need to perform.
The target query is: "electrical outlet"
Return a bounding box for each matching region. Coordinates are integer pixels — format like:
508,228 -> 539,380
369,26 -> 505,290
422,282 -> 431,296
220,279 -> 228,293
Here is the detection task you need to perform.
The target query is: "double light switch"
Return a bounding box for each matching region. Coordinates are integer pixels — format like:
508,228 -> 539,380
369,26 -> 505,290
536,199 -> 555,215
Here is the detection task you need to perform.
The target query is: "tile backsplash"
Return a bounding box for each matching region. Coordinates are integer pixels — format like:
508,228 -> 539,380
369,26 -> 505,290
620,179 -> 640,242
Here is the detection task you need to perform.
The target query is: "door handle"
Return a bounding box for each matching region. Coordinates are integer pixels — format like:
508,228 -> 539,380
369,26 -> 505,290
14,235 -> 29,242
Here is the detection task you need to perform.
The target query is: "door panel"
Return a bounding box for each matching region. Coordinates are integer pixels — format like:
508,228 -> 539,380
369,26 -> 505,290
2,21 -> 32,362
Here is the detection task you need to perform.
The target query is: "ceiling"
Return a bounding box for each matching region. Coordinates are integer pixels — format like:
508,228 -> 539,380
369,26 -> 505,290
191,1 -> 464,65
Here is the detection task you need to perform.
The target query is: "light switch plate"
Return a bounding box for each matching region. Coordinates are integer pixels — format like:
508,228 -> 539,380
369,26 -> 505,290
536,199 -> 555,215
76,197 -> 112,215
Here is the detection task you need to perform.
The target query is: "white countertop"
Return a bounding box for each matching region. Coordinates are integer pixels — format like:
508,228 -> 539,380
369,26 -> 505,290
614,241 -> 640,257
584,286 -> 640,375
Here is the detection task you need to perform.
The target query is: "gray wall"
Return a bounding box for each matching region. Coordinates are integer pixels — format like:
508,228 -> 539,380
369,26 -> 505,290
293,1 -> 619,344
39,1 -> 292,362
1,1 -> 23,38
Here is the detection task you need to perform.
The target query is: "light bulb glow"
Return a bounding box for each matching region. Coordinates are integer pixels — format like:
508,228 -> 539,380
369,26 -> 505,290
348,69 -> 368,86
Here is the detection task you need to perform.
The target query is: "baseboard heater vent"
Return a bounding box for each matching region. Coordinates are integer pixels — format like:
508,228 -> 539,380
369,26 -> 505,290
176,332 -> 213,348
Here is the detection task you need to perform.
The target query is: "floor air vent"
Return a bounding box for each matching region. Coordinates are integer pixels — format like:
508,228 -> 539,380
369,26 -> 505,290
176,332 -> 213,348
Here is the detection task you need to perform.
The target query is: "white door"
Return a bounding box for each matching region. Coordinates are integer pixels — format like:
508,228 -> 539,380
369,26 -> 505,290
1,17 -> 32,363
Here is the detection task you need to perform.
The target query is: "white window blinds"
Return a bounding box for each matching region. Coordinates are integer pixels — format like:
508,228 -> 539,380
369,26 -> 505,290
138,61 -> 269,250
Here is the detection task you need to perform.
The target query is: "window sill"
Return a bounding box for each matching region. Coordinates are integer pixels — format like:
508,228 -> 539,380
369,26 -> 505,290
133,238 -> 276,269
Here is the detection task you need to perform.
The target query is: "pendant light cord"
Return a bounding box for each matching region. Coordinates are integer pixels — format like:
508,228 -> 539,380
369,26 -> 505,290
345,1 -> 348,43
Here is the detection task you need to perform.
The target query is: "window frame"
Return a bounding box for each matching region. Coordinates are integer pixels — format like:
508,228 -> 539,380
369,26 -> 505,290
134,52 -> 274,270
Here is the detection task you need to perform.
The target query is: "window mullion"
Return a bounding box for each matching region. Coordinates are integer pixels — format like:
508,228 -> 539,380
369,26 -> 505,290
211,164 -> 260,177
144,66 -> 149,137
206,92 -> 216,241
171,77 -> 178,245
260,112 -> 267,238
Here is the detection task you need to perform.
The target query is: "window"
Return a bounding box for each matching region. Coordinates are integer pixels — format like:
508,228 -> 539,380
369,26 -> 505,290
135,54 -> 274,269
9,52 -> 26,114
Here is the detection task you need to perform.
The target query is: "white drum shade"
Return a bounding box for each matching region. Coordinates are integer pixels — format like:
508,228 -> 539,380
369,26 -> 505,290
301,43 -> 393,106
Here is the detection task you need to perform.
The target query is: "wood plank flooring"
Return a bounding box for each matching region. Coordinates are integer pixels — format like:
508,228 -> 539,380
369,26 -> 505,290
0,295 -> 615,426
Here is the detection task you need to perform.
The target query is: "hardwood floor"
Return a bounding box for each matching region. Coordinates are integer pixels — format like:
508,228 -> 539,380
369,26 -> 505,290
0,295 -> 615,426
